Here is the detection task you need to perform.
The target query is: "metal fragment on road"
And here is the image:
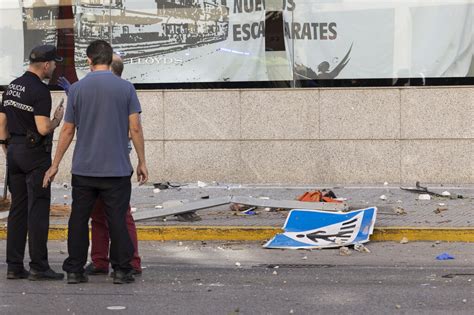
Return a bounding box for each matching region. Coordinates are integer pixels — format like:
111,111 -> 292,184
107,306 -> 127,310
133,196 -> 232,221
232,196 -> 347,212
132,196 -> 348,221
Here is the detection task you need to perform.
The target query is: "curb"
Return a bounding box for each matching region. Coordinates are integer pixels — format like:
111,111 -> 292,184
1,226 -> 474,242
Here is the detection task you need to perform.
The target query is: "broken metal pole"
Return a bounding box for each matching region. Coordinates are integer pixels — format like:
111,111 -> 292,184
132,196 -> 232,221
132,195 -> 348,222
231,196 -> 347,212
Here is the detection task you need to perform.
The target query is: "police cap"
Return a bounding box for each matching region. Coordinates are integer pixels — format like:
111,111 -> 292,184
29,45 -> 63,63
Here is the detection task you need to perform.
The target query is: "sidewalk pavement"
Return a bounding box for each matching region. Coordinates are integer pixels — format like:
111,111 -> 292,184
1,183 -> 473,242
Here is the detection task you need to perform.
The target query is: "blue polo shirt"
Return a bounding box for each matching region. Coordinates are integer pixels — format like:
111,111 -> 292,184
64,70 -> 141,177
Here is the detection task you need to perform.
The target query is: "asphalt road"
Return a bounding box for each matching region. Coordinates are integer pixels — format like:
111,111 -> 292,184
1,241 -> 473,314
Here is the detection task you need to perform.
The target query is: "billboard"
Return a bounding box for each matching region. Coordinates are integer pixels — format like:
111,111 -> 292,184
0,0 -> 472,86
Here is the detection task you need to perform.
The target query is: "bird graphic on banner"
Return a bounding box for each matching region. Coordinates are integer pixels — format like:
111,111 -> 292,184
295,43 -> 353,80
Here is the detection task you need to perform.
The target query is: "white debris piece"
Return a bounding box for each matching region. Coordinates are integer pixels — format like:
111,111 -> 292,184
339,246 -> 351,256
153,188 -> 161,194
439,203 -> 446,206
379,195 -> 387,200
441,191 -> 451,196
130,207 -> 137,213
178,242 -> 183,246
63,195 -> 68,199
235,262 -> 241,267
302,256 -> 308,260
383,182 -> 389,186
400,237 -> 409,244
197,181 -> 208,188
155,205 -> 163,209
272,270 -> 278,275
354,244 -> 371,253
418,194 -> 431,200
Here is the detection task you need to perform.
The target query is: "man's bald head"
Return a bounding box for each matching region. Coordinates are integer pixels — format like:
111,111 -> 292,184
110,54 -> 124,77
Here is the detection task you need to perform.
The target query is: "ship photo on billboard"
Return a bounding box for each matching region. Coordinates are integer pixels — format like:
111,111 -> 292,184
20,0 -> 244,83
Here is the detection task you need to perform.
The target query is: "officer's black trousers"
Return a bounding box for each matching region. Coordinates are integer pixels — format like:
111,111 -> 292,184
6,144 -> 51,272
62,175 -> 134,274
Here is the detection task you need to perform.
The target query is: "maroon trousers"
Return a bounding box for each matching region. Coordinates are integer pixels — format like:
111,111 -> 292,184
90,199 -> 141,271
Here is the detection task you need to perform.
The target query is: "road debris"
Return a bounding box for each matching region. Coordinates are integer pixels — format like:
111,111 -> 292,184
400,237 -> 409,244
153,182 -> 182,190
107,306 -> 127,311
153,188 -> 161,193
197,181 -> 208,188
394,207 -> 407,215
264,207 -> 377,249
297,190 -> 342,203
242,208 -> 257,215
134,196 -> 348,221
434,207 -> 448,214
436,253 -> 455,260
130,207 -> 137,213
339,246 -> 351,256
418,194 -> 431,200
354,244 -> 371,253
379,195 -> 387,200
235,262 -> 241,267
401,182 -> 463,199
175,211 -> 202,222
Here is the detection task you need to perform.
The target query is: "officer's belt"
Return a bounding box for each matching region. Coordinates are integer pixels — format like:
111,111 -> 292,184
8,135 -> 27,144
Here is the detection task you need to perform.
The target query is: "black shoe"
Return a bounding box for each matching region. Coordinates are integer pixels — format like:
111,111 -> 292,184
113,270 -> 135,284
7,269 -> 29,280
110,269 -> 141,277
67,272 -> 88,284
85,264 -> 109,275
28,268 -> 64,281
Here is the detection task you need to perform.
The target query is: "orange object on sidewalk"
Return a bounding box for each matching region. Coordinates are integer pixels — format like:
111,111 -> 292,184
297,190 -> 343,203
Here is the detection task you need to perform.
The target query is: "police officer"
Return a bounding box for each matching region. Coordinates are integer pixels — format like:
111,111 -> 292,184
0,45 -> 65,280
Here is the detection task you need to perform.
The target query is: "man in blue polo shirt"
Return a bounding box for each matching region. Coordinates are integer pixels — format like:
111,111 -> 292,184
43,40 -> 148,284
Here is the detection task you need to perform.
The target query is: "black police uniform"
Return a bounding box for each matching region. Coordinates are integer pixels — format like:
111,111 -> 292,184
1,69 -> 54,274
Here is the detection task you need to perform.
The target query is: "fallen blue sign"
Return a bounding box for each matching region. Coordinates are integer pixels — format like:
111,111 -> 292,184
264,207 -> 377,249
